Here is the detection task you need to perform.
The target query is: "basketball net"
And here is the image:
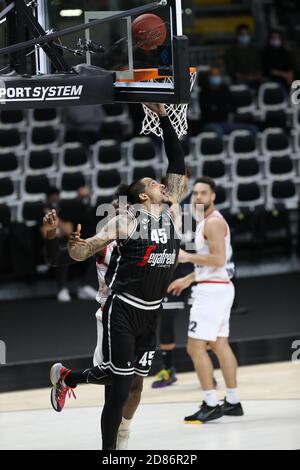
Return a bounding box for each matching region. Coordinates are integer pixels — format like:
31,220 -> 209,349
141,69 -> 197,139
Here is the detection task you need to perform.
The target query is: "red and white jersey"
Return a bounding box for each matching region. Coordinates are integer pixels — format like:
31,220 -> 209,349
95,241 -> 116,316
194,210 -> 233,282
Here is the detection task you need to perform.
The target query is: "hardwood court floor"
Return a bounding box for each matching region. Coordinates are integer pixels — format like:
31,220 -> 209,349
0,362 -> 299,450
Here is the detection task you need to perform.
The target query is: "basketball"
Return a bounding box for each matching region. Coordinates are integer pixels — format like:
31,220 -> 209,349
132,13 -> 167,51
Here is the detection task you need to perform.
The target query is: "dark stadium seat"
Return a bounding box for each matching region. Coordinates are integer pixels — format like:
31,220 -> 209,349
228,130 -> 258,159
0,152 -> 20,176
202,160 -> 227,183
268,180 -> 298,209
60,172 -> 86,198
20,200 -> 45,225
261,128 -> 291,157
195,133 -> 225,160
22,175 -> 50,200
258,82 -> 287,111
61,144 -> 90,172
25,149 -> 56,174
0,177 -> 16,202
234,182 -> 264,209
92,140 -> 123,169
0,129 -> 22,150
234,157 -> 261,182
128,137 -> 159,167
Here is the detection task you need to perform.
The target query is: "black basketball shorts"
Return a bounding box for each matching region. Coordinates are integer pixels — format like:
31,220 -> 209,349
100,293 -> 159,377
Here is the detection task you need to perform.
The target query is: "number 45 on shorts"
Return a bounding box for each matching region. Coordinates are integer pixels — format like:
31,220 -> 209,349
138,351 -> 155,367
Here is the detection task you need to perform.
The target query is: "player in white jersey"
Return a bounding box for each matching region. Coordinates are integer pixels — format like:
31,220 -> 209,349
168,177 -> 244,423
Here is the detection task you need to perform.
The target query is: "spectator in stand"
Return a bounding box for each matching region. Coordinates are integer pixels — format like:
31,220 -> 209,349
263,29 -> 294,89
199,65 -> 258,137
225,24 -> 263,88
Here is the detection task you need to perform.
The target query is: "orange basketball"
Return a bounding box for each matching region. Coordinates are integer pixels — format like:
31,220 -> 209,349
132,13 -> 167,51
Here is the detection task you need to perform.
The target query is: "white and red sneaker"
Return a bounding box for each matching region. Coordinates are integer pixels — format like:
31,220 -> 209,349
50,363 -> 76,412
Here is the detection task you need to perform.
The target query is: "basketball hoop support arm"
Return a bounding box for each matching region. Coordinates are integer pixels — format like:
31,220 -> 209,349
0,0 -> 168,67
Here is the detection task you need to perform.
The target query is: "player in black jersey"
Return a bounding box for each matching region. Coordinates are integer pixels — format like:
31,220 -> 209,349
50,103 -> 186,450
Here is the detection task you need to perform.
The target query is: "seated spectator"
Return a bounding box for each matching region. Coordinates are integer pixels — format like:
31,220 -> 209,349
199,65 -> 258,137
263,30 -> 294,89
225,24 -> 263,88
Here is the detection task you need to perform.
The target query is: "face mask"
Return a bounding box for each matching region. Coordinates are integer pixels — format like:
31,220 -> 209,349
209,75 -> 222,87
238,34 -> 251,45
270,38 -> 282,48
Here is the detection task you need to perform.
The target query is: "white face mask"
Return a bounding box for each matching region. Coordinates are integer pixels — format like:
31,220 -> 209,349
238,34 -> 251,45
270,38 -> 282,48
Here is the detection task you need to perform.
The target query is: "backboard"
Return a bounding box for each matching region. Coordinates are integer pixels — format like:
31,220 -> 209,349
37,0 -> 191,104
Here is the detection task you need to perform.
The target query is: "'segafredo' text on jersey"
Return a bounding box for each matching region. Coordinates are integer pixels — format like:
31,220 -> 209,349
105,208 -> 181,304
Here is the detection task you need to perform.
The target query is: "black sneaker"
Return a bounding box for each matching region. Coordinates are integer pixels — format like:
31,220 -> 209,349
221,398 -> 244,416
184,401 -> 223,424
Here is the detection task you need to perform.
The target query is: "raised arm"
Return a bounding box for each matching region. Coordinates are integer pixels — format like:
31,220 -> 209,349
68,212 -> 134,262
144,103 -> 186,204
42,210 -> 75,266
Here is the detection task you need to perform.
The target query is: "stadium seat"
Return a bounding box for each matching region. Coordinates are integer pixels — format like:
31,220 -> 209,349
268,180 -> 298,209
29,125 -> 60,148
0,177 -> 17,203
92,140 -> 123,170
267,156 -> 295,180
30,108 -> 60,126
258,82 -> 287,111
132,166 -> 157,181
0,203 -> 11,226
100,120 -> 127,141
202,160 -> 227,183
60,172 -> 86,199
262,110 -> 288,130
194,132 -> 225,161
25,149 -> 56,175
0,109 -> 26,129
127,137 -> 159,167
103,103 -> 128,122
261,128 -> 291,157
230,84 -> 255,114
21,175 -> 50,201
227,130 -> 258,160
18,200 -> 45,225
0,152 -> 20,177
215,185 -> 231,211
233,182 -> 264,209
93,169 -> 122,197
0,129 -> 23,152
233,157 -> 262,183
60,143 -> 90,173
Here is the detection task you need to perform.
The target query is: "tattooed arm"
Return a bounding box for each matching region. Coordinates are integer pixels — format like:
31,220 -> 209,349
144,103 -> 186,204
68,213 -> 134,262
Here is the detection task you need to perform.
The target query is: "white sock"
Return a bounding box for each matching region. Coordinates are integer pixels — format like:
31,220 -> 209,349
118,417 -> 132,432
226,388 -> 240,405
203,389 -> 218,407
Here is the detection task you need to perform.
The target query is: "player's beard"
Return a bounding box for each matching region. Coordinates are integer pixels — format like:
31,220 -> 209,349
204,201 -> 213,212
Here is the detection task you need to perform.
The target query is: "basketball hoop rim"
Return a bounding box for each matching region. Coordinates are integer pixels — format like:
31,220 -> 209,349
119,66 -> 197,82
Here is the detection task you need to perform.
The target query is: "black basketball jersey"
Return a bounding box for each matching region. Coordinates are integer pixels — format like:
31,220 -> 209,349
105,207 -> 181,304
